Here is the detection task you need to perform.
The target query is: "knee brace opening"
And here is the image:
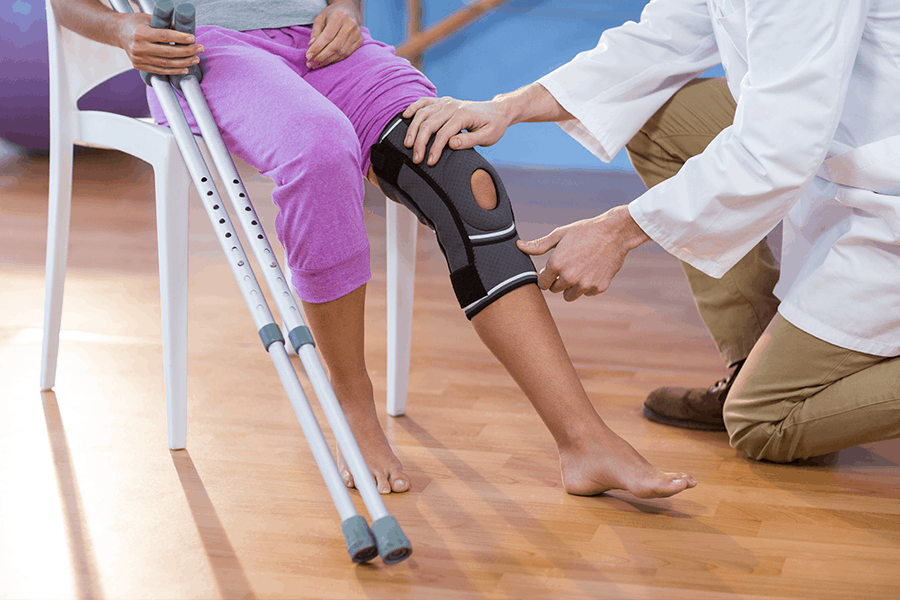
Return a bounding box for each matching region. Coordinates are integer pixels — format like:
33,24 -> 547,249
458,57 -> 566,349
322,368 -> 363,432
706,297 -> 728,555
471,169 -> 498,211
371,115 -> 537,319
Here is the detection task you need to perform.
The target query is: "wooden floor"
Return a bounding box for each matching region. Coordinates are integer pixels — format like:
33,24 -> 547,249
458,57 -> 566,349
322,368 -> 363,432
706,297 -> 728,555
2,142 -> 899,599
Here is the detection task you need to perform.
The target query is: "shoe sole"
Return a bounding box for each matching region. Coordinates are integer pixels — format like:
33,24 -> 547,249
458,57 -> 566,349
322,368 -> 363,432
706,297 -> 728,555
642,406 -> 727,432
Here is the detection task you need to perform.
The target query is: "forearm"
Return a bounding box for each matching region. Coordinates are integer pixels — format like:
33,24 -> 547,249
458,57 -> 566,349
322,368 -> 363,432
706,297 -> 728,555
51,0 -> 129,49
326,0 -> 361,18
493,82 -> 574,126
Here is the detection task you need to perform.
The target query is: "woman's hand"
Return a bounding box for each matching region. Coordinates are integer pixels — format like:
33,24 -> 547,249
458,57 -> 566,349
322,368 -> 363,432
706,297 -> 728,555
401,96 -> 513,165
115,12 -> 203,76
306,0 -> 363,69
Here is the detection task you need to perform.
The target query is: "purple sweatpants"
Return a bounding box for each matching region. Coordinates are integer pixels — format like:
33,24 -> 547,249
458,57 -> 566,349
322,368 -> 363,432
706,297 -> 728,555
147,26 -> 436,303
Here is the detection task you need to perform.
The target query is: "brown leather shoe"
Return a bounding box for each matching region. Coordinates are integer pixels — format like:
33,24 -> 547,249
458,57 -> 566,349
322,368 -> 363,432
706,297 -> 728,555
642,360 -> 745,431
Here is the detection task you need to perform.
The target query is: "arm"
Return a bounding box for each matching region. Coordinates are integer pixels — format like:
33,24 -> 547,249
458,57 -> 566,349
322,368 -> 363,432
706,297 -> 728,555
403,0 -> 718,165
305,0 -> 363,69
522,0 -> 871,301
51,0 -> 203,75
628,0 -> 870,278
401,82 -> 573,165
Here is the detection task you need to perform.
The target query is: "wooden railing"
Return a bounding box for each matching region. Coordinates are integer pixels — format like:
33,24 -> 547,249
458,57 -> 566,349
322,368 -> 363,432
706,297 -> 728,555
388,0 -> 512,68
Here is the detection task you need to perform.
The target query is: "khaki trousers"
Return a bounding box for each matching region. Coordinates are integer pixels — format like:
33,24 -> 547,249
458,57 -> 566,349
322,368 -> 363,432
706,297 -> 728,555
626,78 -> 900,462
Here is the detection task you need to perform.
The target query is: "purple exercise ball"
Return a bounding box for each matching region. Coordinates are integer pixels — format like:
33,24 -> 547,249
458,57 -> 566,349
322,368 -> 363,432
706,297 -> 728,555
1,0 -> 150,151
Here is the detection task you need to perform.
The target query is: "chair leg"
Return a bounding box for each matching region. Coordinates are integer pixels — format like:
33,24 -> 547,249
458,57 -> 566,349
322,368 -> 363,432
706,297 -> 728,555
40,137 -> 75,392
385,198 -> 417,417
155,155 -> 191,450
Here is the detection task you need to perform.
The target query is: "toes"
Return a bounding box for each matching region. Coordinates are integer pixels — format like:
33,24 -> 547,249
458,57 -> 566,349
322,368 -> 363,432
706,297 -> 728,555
374,471 -> 392,495
651,474 -> 694,498
371,468 -> 410,494
389,472 -> 410,493
342,469 -> 355,489
667,472 -> 697,489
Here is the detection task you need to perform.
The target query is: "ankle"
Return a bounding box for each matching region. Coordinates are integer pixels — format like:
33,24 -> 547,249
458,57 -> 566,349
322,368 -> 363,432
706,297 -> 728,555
554,417 -> 613,455
331,376 -> 374,408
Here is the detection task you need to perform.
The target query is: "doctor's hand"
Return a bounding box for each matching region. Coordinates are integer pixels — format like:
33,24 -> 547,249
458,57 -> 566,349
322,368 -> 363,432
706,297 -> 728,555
517,206 -> 651,302
307,0 -> 363,69
402,97 -> 512,165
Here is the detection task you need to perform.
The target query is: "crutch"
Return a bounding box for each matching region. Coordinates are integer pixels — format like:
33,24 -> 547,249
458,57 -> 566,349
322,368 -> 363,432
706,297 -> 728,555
108,0 -> 411,565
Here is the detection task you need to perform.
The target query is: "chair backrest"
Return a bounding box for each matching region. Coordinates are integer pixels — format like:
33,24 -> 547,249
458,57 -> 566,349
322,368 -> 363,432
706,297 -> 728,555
45,0 -> 136,111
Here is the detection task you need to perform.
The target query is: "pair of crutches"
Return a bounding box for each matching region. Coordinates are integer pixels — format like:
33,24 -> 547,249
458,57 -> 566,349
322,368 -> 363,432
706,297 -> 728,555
107,0 -> 411,565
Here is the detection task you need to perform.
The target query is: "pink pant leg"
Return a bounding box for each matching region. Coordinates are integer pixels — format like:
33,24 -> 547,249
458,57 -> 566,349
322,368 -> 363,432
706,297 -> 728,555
148,27 -> 370,303
147,26 -> 436,303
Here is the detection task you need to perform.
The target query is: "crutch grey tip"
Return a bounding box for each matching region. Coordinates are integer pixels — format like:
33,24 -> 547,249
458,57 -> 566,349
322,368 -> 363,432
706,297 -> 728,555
371,516 -> 412,565
341,515 -> 378,564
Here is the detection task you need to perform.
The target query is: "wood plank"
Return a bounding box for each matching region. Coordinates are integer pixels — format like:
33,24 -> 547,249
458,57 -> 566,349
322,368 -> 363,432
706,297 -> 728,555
1,147 -> 898,599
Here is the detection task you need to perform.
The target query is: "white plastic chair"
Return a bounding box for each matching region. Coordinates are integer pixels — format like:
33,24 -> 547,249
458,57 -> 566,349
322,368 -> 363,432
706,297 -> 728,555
40,0 -> 417,451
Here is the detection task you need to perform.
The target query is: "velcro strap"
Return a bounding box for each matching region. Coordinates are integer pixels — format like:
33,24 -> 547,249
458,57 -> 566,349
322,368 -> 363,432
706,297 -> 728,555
449,264 -> 486,308
370,144 -> 404,188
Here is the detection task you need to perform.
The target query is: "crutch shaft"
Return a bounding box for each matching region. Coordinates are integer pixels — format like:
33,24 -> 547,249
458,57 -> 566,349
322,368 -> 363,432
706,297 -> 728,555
179,77 -> 391,521
109,0 -> 411,563
269,342 -> 358,520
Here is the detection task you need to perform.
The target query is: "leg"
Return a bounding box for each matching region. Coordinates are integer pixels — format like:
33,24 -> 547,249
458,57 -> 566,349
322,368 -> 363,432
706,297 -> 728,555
725,315 -> 900,462
626,78 -> 780,429
370,126 -> 696,498
148,27 -> 407,491
472,285 -> 696,498
626,77 -> 780,364
302,285 -> 410,493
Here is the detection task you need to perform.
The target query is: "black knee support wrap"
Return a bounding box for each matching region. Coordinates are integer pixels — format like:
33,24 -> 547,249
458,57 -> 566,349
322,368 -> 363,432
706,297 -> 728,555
370,116 -> 538,319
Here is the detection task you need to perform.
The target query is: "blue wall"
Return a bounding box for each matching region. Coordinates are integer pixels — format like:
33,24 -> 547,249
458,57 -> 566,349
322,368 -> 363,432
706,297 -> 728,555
365,0 -> 723,171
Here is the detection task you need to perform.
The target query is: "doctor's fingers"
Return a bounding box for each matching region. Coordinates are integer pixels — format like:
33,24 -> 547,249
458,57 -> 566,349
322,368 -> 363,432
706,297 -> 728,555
545,269 -> 594,301
404,98 -> 461,163
535,263 -> 562,291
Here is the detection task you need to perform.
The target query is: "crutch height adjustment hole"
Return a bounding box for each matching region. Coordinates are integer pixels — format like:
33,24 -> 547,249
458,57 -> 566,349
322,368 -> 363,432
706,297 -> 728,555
251,220 -> 258,225
258,234 -> 264,239
213,204 -> 219,210
244,206 -> 251,211
225,233 -> 232,238
233,179 -> 239,184
207,191 -> 213,196
240,193 -> 246,198
238,260 -> 244,266
201,177 -> 208,182
219,219 -> 225,224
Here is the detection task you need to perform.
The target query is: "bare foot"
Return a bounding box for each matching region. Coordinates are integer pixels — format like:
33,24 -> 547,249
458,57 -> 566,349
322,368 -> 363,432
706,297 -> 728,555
559,426 -> 697,499
334,389 -> 410,495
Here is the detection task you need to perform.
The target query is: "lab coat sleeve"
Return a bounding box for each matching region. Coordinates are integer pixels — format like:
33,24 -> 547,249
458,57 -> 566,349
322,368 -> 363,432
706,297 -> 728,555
629,0 -> 871,277
537,0 -> 720,162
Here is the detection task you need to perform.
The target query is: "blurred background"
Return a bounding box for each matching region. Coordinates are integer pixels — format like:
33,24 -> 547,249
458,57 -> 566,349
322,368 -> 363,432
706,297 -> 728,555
1,0 -> 723,169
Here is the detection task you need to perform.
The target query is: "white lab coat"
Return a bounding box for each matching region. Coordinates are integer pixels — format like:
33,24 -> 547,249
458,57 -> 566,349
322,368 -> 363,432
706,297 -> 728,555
538,0 -> 900,357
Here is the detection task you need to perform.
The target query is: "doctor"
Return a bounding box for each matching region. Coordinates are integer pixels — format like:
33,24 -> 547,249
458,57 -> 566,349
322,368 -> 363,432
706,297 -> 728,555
403,0 -> 900,462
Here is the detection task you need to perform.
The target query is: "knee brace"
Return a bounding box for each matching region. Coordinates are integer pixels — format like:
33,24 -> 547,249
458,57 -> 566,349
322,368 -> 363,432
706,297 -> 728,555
370,115 -> 537,319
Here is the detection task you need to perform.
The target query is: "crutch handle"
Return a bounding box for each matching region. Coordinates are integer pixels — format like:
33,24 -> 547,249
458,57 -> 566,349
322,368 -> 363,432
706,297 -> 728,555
172,3 -> 204,88
150,0 -> 175,28
140,0 -> 175,85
